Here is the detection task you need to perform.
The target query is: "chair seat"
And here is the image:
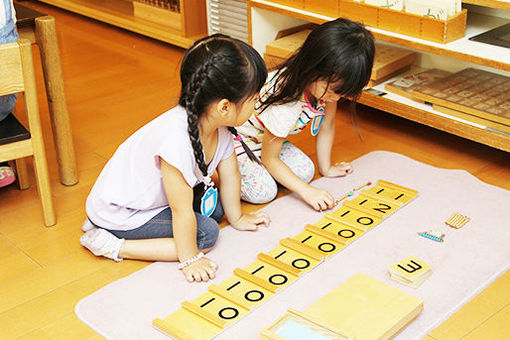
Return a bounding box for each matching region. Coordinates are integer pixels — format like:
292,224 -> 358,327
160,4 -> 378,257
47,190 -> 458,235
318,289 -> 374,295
0,114 -> 31,146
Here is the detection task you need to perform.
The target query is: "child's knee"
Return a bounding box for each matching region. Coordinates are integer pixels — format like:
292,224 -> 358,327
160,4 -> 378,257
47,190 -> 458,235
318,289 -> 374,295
197,219 -> 220,250
294,158 -> 315,183
240,164 -> 278,204
241,180 -> 277,204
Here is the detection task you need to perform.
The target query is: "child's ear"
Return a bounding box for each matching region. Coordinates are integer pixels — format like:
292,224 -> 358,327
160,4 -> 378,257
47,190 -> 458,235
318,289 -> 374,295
216,98 -> 232,117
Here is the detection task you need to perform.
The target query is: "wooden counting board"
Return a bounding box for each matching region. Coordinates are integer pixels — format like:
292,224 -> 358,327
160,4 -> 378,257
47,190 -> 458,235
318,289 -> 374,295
412,68 -> 510,132
153,180 -> 418,339
384,68 -> 452,99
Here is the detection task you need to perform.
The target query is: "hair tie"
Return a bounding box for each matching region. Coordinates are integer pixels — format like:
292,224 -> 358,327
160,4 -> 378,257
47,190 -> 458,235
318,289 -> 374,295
234,135 -> 243,142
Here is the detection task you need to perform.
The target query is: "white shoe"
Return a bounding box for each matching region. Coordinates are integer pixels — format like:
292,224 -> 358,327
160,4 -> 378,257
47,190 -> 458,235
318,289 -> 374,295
81,219 -> 96,232
80,228 -> 124,262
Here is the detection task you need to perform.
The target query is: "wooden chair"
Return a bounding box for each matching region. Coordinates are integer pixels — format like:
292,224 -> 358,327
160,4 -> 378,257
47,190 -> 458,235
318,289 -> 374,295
0,39 -> 55,227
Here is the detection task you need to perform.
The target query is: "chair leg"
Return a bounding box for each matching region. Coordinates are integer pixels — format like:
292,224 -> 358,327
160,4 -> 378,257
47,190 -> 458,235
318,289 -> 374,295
32,151 -> 56,227
14,158 -> 30,190
35,16 -> 78,186
19,39 -> 57,227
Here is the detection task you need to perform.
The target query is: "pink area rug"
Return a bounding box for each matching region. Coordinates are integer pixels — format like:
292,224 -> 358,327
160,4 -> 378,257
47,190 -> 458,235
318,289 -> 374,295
75,151 -> 510,339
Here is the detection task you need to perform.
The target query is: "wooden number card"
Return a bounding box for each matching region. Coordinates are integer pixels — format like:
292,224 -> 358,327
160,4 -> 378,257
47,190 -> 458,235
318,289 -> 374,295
214,275 -> 274,309
311,219 -> 365,244
363,179 -> 418,206
343,194 -> 400,219
186,291 -> 249,327
153,307 -> 222,339
292,230 -> 346,257
325,205 -> 382,231
241,260 -> 299,291
265,245 -> 322,275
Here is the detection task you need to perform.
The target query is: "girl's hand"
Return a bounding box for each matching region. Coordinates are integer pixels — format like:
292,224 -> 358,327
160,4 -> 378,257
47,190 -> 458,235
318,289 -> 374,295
231,212 -> 271,231
182,257 -> 218,282
320,161 -> 353,178
300,185 -> 335,211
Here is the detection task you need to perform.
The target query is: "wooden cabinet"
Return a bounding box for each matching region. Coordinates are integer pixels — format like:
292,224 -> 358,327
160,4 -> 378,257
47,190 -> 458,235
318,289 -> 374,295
36,0 -> 207,48
247,0 -> 510,152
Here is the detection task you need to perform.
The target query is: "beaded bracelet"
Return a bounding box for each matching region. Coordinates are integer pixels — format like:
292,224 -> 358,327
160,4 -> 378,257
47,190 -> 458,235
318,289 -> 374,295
177,252 -> 205,270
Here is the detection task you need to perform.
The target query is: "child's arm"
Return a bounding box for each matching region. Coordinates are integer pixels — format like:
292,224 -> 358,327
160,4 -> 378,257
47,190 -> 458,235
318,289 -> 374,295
161,160 -> 218,282
316,101 -> 353,177
261,129 -> 334,211
217,153 -> 270,230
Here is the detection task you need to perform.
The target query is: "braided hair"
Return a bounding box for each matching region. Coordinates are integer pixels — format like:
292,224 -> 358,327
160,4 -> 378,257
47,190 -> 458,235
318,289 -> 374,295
179,34 -> 267,177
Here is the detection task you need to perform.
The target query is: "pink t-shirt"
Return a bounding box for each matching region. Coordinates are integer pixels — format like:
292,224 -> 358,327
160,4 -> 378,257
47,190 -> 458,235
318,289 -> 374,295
86,105 -> 234,230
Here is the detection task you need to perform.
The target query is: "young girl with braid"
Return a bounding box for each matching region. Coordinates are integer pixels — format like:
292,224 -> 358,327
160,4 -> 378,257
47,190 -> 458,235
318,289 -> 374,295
80,34 -> 269,283
236,18 -> 375,211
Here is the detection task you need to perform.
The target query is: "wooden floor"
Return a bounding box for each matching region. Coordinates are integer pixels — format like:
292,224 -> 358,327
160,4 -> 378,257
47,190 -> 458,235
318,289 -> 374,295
1,1 -> 509,339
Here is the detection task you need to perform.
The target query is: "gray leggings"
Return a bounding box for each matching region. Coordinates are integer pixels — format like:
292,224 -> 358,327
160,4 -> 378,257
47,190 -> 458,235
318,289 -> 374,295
90,202 -> 223,250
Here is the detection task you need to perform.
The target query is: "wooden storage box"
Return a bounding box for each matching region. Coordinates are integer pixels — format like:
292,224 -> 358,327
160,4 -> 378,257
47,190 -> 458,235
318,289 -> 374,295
340,1 -> 467,44
377,7 -> 467,44
132,0 -> 206,38
133,1 -> 181,31
304,0 -> 339,17
271,0 -> 468,44
339,0 -> 379,27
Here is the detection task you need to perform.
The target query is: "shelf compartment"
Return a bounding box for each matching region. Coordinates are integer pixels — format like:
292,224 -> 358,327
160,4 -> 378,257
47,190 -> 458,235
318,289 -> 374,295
463,0 -> 510,10
362,80 -> 510,152
249,0 -> 510,72
36,0 -> 207,48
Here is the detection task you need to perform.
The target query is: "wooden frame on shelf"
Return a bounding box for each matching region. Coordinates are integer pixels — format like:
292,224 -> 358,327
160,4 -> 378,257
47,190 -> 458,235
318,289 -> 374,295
249,0 -> 510,72
35,0 -> 207,48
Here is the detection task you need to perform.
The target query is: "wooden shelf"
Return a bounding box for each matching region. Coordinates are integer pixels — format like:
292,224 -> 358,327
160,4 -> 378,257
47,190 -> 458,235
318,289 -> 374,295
250,0 -> 510,72
463,0 -> 510,11
37,0 -> 206,48
361,80 -> 510,152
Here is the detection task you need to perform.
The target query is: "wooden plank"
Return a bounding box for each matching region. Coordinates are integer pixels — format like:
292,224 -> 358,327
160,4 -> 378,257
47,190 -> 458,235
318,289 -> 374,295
279,238 -> 325,261
257,253 -> 301,277
0,260 -> 146,339
434,104 -> 510,134
0,252 -> 40,285
358,91 -> 510,152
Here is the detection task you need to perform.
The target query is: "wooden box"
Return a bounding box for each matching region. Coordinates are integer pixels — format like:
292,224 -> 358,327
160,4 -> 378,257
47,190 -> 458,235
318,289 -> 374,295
338,1 -> 467,44
421,9 -> 467,43
378,7 -> 421,38
261,273 -> 423,340
133,1 -> 181,31
133,0 -> 206,38
305,0 -> 339,17
339,0 -> 379,27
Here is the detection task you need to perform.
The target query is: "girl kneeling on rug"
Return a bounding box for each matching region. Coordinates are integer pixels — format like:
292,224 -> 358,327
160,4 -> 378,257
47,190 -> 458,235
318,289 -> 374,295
80,34 -> 270,282
235,18 -> 375,211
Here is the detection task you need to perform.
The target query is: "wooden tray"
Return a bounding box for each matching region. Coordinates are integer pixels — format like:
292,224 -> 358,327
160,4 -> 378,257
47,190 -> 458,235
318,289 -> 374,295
133,1 -> 181,30
371,44 -> 416,81
385,68 -> 452,99
433,104 -> 510,134
265,28 -> 416,84
412,68 -> 510,127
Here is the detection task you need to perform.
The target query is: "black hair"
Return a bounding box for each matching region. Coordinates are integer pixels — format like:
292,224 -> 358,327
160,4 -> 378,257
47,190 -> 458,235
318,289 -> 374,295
258,18 -> 375,112
179,34 -> 267,176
